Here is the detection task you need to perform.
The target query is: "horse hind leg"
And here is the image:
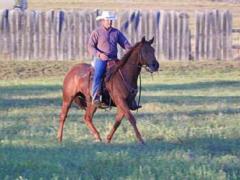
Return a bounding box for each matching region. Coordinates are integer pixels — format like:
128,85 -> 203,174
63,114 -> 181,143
84,104 -> 102,142
57,98 -> 73,143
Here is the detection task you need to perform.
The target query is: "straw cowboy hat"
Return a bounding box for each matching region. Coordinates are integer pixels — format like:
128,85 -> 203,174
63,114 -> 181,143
96,11 -> 117,21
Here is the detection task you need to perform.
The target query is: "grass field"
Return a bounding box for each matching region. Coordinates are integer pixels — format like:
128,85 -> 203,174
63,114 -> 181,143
1,60 -> 240,179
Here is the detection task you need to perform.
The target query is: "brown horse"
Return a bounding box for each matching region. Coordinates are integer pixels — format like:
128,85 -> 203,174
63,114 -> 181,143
57,36 -> 159,144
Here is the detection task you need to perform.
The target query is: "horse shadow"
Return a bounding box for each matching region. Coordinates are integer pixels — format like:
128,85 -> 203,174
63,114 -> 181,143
0,84 -> 62,110
142,80 -> 240,91
139,80 -> 240,106
1,80 -> 240,115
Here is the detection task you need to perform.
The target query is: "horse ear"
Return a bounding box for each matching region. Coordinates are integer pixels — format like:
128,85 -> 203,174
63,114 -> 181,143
141,36 -> 146,43
149,37 -> 154,44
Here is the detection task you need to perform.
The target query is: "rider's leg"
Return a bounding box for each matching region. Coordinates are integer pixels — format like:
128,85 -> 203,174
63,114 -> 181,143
92,57 -> 107,105
129,99 -> 142,111
127,94 -> 142,111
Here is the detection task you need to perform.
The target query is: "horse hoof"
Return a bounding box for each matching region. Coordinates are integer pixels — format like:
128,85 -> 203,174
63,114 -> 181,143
94,138 -> 102,143
140,141 -> 146,146
57,138 -> 62,143
57,135 -> 62,143
106,139 -> 111,144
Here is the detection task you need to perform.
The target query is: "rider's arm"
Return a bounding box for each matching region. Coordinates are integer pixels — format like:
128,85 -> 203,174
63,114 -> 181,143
117,31 -> 132,50
88,31 -> 102,58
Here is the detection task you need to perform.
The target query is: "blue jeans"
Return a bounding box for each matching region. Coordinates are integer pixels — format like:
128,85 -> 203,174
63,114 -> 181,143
92,57 -> 107,100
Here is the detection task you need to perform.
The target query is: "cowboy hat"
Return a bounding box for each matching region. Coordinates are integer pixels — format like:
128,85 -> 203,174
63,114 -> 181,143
96,11 -> 117,21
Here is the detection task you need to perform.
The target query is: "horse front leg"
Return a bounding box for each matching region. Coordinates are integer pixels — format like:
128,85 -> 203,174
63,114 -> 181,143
106,109 -> 124,143
84,104 -> 102,142
117,100 -> 145,144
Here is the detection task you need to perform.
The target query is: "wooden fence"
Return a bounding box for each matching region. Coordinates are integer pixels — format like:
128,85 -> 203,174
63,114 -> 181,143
195,10 -> 232,60
0,9 -> 233,61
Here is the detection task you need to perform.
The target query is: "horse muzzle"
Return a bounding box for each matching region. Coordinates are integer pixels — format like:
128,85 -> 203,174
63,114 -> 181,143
146,61 -> 159,72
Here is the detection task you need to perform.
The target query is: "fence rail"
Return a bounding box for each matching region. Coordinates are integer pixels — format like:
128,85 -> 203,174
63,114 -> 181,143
0,9 -> 233,61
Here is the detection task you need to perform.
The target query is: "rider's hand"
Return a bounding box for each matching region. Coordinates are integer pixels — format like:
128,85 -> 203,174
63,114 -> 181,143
99,53 -> 108,61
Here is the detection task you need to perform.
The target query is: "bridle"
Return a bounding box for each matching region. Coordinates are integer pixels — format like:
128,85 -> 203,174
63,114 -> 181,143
130,43 -> 156,73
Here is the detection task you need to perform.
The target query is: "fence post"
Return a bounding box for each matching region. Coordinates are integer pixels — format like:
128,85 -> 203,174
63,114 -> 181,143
27,10 -> 35,60
9,10 -> 16,60
182,13 -> 188,60
155,11 -> 161,60
39,11 -> 45,60
79,11 -> 85,60
51,10 -> 59,60
215,9 -> 222,60
211,10 -> 217,60
84,11 -> 91,59
135,11 -> 142,44
195,12 -> 201,60
177,12 -> 183,60
73,11 -> 80,60
61,10 -> 69,60
129,10 -> 135,44
0,9 -> 3,56
171,11 -> 178,60
200,12 -> 206,60
1,9 -> 11,59
162,11 -> 170,60
225,10 -> 232,60
167,11 -> 172,60
33,11 -> 40,60
45,10 -> 52,60
68,11 -> 74,60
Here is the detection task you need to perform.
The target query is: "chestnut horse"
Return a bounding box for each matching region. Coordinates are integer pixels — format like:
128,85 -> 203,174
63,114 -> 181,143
57,37 -> 159,144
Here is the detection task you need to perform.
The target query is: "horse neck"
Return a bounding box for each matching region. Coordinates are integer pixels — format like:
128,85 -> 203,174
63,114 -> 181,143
120,49 -> 141,88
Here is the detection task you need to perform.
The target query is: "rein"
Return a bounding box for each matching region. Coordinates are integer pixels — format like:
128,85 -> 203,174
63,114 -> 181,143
107,42 -> 155,110
117,45 -> 145,110
137,73 -> 142,112
122,45 -> 154,110
118,69 -> 138,95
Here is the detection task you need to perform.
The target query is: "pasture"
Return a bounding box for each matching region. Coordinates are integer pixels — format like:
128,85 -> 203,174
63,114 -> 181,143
1,60 -> 240,179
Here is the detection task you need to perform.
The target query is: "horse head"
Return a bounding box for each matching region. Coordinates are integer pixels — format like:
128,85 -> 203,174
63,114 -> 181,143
105,37 -> 160,82
137,36 -> 159,73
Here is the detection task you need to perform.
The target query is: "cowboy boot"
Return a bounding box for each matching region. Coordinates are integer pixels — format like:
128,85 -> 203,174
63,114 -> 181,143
129,99 -> 142,111
92,94 -> 101,107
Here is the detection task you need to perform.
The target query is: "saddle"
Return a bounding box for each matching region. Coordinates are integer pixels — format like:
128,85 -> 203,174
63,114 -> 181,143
88,59 -> 139,110
89,60 -> 119,109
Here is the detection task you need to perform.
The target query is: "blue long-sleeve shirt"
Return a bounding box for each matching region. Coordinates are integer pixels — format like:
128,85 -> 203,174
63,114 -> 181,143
88,26 -> 132,59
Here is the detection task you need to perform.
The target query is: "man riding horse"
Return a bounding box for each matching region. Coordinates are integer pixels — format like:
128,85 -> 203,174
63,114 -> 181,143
57,11 -> 159,144
88,10 -> 140,110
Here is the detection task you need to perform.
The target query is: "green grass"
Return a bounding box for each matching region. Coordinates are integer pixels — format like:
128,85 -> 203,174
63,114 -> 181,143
1,60 -> 240,179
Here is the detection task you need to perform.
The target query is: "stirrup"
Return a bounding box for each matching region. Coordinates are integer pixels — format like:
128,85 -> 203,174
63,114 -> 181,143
92,95 -> 101,105
130,105 -> 142,111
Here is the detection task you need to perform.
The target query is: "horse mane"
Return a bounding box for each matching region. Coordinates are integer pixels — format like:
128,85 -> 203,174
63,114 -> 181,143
105,41 -> 142,81
118,41 -> 141,68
